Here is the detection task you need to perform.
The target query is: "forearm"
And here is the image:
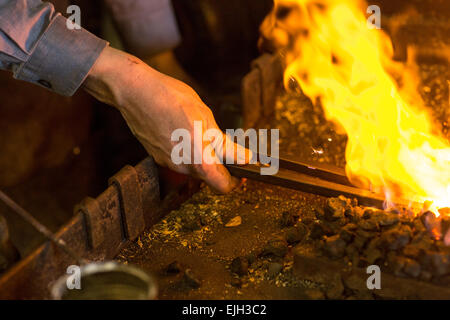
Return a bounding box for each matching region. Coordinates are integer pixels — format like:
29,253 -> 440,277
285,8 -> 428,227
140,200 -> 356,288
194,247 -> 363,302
83,46 -> 128,107
83,46 -> 159,111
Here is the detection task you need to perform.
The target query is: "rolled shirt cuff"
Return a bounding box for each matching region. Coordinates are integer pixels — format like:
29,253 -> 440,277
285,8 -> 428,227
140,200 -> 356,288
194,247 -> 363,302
13,14 -> 108,96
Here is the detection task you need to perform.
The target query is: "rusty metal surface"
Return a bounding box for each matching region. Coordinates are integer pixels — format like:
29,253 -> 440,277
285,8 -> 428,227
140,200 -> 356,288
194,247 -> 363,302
242,54 -> 283,128
0,157 -> 160,299
108,165 -> 145,241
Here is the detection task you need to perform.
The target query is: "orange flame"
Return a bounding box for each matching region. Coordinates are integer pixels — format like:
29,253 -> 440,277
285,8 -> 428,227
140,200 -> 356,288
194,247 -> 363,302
261,0 -> 450,214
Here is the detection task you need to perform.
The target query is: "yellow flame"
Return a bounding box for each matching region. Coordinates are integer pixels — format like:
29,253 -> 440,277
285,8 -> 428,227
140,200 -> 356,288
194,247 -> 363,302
262,0 -> 450,214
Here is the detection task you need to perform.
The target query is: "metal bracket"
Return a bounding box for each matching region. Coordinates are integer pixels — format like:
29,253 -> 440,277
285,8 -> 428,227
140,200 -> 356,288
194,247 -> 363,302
108,165 -> 145,241
75,197 -> 107,250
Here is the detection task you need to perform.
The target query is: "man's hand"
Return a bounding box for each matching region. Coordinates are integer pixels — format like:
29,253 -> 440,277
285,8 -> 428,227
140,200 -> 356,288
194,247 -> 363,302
83,47 -> 251,193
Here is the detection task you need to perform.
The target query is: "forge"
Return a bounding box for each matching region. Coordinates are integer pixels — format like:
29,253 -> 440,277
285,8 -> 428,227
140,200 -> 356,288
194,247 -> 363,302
0,0 -> 449,301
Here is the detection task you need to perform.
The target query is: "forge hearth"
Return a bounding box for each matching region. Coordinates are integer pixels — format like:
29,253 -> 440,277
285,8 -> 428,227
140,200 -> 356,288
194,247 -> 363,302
117,180 -> 450,300
115,4 -> 450,299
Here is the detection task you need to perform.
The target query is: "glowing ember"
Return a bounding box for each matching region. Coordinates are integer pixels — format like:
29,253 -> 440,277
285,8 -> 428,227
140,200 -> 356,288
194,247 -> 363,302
261,0 -> 450,215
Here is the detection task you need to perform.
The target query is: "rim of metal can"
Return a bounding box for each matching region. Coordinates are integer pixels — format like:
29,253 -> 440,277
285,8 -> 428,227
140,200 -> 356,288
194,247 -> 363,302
51,261 -> 158,300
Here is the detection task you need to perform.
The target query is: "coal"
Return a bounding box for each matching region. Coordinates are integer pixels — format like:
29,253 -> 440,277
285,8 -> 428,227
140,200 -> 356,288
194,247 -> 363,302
166,261 -> 182,274
284,223 -> 308,245
314,207 -> 325,220
387,253 -> 406,277
230,257 -> 249,276
339,223 -> 357,243
348,206 -> 364,222
327,220 -> 345,233
402,244 -> 422,259
362,209 -> 374,219
305,196 -> 450,283
353,229 -> 374,250
310,221 -> 333,239
363,239 -> 383,264
411,232 -> 434,250
442,217 -> 450,245
420,210 -> 438,226
357,219 -> 379,232
429,252 -> 450,277
412,219 -> 427,233
324,198 -> 346,221
261,239 -> 288,258
345,244 -> 360,266
378,212 -> 400,227
301,216 -> 315,225
441,216 -> 450,232
420,211 -> 442,240
323,235 -> 346,259
442,216 -> 450,230
355,228 -> 375,239
403,258 -> 421,278
380,225 -> 412,251
445,229 -> 450,247
352,235 -> 368,251
285,227 -> 302,245
280,210 -> 299,227
365,248 -> 382,265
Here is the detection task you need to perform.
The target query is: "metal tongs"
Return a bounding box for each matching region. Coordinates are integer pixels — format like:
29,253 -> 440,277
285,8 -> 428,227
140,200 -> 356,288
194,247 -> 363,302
226,154 -> 417,210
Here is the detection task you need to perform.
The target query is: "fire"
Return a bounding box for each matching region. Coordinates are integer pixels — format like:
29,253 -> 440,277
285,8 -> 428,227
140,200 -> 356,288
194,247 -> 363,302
261,0 -> 450,214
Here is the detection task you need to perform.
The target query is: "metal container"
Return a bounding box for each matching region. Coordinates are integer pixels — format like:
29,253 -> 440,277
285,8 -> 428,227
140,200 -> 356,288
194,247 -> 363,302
51,261 -> 158,300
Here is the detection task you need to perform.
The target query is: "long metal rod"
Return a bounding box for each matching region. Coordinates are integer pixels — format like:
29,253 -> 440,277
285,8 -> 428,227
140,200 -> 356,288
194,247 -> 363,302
278,157 -> 352,186
227,157 -> 419,209
0,190 -> 86,264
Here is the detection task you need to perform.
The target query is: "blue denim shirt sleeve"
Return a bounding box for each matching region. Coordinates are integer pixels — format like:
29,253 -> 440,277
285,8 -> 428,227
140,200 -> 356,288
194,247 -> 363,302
0,0 -> 108,96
